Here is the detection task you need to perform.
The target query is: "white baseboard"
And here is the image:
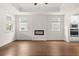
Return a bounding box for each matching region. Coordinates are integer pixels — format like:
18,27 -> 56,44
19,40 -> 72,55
0,40 -> 14,47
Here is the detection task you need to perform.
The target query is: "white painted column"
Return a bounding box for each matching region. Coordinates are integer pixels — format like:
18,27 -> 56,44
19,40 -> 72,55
64,13 -> 71,42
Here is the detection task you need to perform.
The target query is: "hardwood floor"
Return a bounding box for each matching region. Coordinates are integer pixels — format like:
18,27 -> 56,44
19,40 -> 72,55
0,40 -> 79,56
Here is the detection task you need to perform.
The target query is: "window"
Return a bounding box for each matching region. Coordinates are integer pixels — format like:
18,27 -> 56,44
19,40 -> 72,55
6,16 -> 13,32
19,23 -> 28,31
19,16 -> 28,31
52,22 -> 60,31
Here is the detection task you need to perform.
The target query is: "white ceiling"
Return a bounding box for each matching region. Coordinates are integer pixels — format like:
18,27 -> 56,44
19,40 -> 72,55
12,3 -> 62,12
12,3 -> 79,12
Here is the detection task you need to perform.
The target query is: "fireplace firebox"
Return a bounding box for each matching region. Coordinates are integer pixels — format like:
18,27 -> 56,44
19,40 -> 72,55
34,30 -> 44,35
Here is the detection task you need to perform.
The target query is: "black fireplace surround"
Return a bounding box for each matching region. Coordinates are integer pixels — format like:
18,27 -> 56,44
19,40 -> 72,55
34,30 -> 44,35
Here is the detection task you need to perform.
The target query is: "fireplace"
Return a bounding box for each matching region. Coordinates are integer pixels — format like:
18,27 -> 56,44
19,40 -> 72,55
34,30 -> 44,35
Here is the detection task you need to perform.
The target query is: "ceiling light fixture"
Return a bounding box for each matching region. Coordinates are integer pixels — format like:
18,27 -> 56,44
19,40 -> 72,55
34,3 -> 48,6
45,3 -> 48,5
34,3 -> 38,5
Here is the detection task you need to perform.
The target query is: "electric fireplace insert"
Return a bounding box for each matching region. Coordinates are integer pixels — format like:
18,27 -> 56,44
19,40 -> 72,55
34,30 -> 44,35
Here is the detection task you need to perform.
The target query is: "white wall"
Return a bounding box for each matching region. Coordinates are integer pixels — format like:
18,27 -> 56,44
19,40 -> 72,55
15,14 -> 64,40
47,15 -> 64,40
15,3 -> 79,42
64,13 -> 71,42
0,3 -> 19,47
0,3 -> 79,44
15,15 -> 48,40
14,3 -> 79,42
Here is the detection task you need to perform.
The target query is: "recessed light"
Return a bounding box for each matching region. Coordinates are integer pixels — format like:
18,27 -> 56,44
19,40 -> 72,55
45,3 -> 48,5
34,3 -> 38,5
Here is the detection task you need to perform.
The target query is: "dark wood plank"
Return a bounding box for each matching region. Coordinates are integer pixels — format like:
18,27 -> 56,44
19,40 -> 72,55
0,40 -> 79,56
